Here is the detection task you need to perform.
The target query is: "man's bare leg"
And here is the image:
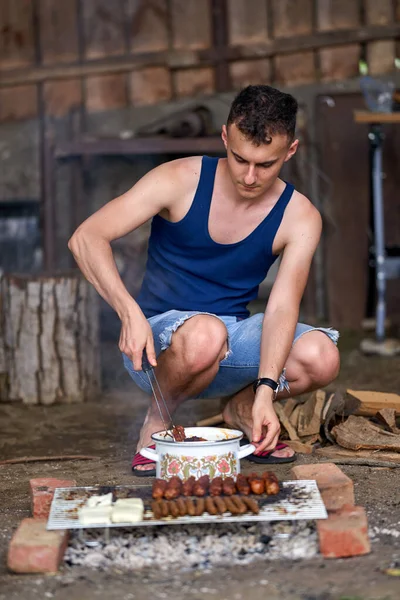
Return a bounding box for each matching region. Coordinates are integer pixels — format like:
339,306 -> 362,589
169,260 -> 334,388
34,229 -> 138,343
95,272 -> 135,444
135,315 -> 228,470
222,331 -> 340,458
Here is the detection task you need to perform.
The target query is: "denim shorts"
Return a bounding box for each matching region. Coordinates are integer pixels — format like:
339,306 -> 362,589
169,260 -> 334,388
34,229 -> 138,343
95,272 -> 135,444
123,310 -> 339,400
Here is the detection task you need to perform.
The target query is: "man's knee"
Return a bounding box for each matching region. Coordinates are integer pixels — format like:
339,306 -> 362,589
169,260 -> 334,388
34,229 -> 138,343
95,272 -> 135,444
294,332 -> 340,386
170,315 -> 228,373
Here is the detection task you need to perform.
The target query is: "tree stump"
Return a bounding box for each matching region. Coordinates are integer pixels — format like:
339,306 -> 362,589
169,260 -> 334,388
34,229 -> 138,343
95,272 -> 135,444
0,271 -> 100,404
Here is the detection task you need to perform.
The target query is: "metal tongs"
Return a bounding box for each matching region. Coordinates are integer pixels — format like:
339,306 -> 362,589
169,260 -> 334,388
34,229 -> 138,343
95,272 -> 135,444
142,350 -> 177,440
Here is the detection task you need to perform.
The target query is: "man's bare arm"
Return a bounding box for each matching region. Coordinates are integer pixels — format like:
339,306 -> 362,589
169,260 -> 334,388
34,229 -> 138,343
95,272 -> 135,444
68,158 -> 199,369
251,199 -> 322,451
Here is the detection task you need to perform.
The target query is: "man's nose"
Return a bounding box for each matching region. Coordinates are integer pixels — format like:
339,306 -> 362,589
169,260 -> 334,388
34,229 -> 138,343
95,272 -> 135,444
243,166 -> 256,185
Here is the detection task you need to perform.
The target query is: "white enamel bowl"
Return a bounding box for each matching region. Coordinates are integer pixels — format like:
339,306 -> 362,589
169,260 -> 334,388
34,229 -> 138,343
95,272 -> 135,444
139,427 -> 255,480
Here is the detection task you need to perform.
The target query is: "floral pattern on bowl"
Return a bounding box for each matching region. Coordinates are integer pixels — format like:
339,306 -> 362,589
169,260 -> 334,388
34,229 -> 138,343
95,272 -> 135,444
160,451 -> 236,480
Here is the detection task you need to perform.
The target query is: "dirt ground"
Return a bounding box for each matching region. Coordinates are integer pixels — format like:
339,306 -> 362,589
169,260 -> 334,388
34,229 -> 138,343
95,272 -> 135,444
1,333 -> 400,600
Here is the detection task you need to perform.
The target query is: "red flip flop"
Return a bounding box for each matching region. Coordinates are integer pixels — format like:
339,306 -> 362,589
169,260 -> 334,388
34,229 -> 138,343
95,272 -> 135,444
131,444 -> 156,477
240,439 -> 297,464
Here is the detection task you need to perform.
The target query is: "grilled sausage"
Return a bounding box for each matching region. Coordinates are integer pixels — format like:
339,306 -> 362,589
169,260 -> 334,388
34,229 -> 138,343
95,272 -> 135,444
182,476 -> 195,496
224,496 -> 240,514
151,500 -> 163,519
168,500 -> 180,518
185,497 -> 196,516
159,500 -> 170,517
209,476 -> 223,497
242,496 -> 260,514
195,497 -> 205,516
205,497 -> 218,515
222,477 -> 236,496
231,495 -> 247,514
152,479 -> 168,499
193,475 -> 210,497
236,474 -> 251,495
213,496 -> 228,514
176,497 -> 187,516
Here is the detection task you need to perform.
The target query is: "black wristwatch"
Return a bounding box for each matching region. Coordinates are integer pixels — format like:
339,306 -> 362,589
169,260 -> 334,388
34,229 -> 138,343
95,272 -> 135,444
253,377 -> 279,398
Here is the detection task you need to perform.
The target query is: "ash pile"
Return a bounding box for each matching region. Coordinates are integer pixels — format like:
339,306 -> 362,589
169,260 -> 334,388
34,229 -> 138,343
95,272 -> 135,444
65,521 -> 317,571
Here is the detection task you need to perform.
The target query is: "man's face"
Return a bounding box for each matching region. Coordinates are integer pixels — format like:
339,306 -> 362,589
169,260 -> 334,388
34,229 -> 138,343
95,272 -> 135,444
221,123 -> 298,200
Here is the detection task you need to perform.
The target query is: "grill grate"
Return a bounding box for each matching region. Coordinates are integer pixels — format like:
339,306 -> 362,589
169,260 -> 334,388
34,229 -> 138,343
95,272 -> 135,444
47,480 -> 327,530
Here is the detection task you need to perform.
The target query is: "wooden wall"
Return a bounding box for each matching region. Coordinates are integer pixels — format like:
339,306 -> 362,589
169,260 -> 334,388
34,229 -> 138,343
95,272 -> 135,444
1,0 -> 400,122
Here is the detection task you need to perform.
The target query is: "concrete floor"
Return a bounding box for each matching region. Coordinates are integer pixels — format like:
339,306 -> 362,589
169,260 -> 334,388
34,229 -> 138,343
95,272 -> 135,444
0,336 -> 400,600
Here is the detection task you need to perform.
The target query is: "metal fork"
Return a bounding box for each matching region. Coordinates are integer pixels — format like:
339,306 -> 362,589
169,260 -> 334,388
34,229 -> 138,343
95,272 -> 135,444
141,350 -> 176,439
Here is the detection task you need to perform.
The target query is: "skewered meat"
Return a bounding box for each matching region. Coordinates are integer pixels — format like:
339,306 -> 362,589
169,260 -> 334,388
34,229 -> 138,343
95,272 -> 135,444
193,475 -> 210,496
248,473 -> 265,495
231,495 -> 247,514
164,476 -> 182,500
172,425 -> 186,441
152,479 -> 168,499
195,497 -> 205,516
263,471 -> 280,495
222,477 -> 236,496
184,436 -> 207,442
151,500 -> 163,519
209,476 -> 223,497
182,476 -> 195,496
159,500 -> 169,517
205,497 -> 218,515
241,496 -> 260,514
236,474 -> 251,495
213,496 -> 228,514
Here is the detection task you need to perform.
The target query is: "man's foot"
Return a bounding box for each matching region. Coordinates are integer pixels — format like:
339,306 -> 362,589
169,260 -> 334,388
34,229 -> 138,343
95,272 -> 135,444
132,446 -> 156,477
134,412 -> 165,472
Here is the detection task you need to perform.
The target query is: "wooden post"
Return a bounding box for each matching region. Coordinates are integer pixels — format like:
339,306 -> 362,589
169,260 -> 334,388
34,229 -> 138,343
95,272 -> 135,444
0,271 -> 100,405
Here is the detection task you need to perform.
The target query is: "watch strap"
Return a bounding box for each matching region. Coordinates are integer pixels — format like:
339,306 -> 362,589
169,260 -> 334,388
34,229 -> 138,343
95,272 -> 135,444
253,377 -> 279,396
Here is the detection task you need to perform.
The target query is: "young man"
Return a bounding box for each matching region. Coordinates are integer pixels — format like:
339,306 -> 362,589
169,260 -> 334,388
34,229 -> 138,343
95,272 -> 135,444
69,85 -> 339,476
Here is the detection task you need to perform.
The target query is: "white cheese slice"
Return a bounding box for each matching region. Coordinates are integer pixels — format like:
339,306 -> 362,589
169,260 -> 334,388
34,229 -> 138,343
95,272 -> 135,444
113,498 -> 144,509
111,500 -> 144,524
79,505 -> 112,525
86,493 -> 113,508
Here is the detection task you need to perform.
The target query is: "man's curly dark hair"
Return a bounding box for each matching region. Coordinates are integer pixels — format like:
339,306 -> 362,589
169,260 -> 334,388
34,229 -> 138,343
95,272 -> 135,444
227,85 -> 298,145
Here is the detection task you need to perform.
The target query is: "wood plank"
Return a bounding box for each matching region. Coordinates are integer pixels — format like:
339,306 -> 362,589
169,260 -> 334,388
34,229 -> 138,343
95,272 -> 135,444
1,23 -> 400,87
365,0 -> 394,25
171,0 -> 211,50
354,111 -> 400,124
43,79 -> 82,117
85,74 -> 128,112
0,0 -> 35,69
347,389 -> 400,416
315,444 -> 400,464
316,0 -> 360,31
0,85 -> 37,122
271,0 -> 313,38
317,94 -> 369,328
39,0 -> 79,65
130,67 -> 172,105
229,59 -> 271,89
127,0 -> 169,54
227,0 -> 269,45
319,44 -> 360,82
367,40 -> 396,75
274,51 -> 315,87
173,67 -> 215,98
83,0 -> 126,59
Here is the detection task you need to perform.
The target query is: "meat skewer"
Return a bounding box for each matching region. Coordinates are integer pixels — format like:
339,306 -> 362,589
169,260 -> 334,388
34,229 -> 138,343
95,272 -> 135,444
236,474 -> 251,495
231,495 -> 247,514
263,472 -> 280,495
247,473 -> 265,495
193,475 -> 210,496
213,496 -> 228,514
205,497 -> 218,515
164,476 -> 182,500
171,425 -> 186,442
222,477 -> 236,496
194,497 -> 205,516
224,496 -> 240,514
182,476 -> 195,496
168,500 -> 180,518
152,479 -> 168,499
241,496 -> 260,514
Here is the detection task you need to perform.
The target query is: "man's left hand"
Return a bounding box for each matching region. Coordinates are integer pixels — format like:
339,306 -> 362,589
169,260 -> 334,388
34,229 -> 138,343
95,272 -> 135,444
251,389 -> 280,454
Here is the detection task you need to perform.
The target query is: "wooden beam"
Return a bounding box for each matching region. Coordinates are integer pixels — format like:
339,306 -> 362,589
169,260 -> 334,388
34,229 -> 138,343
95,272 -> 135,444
354,111 -> 400,124
1,23 -> 400,88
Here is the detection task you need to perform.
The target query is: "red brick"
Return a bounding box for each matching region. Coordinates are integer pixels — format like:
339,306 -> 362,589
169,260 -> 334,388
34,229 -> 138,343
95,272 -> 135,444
317,505 -> 370,558
7,518 -> 69,573
30,478 -> 76,519
290,463 -> 354,511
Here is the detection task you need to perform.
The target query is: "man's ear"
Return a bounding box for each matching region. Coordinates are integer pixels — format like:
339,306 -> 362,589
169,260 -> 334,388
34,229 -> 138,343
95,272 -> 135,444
284,138 -> 299,162
221,124 -> 228,149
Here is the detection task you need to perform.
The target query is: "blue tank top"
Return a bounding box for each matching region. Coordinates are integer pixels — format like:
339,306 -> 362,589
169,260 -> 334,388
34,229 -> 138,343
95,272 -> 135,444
137,156 -> 294,319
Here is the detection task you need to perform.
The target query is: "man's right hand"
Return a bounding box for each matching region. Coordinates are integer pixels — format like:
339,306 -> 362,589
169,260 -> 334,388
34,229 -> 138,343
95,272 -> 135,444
118,310 -> 157,371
